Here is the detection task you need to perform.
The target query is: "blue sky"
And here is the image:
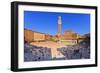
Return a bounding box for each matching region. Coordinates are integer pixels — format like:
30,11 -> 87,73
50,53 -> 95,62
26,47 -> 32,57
24,11 -> 90,35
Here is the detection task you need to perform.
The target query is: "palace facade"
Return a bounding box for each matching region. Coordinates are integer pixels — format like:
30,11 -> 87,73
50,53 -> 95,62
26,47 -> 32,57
24,29 -> 53,43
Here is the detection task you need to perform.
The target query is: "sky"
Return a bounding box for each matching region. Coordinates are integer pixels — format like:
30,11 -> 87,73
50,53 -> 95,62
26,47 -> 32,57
24,11 -> 90,35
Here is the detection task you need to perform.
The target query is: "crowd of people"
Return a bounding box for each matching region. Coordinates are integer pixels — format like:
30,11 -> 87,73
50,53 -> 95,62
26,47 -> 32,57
24,43 -> 52,61
58,41 -> 90,59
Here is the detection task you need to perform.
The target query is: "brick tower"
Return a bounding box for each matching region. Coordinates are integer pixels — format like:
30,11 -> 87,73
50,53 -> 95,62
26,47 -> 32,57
58,16 -> 62,35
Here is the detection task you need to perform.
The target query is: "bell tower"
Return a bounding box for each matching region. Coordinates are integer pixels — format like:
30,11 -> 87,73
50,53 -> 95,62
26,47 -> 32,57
58,16 -> 62,35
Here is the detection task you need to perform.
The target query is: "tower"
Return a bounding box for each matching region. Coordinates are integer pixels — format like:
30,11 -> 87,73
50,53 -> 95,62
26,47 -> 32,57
58,16 -> 62,35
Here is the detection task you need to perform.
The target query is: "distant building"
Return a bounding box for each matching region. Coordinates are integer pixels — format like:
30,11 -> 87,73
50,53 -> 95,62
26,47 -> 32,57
24,29 -> 52,43
55,30 -> 79,45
